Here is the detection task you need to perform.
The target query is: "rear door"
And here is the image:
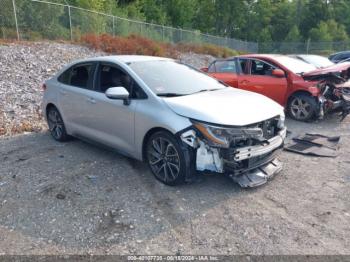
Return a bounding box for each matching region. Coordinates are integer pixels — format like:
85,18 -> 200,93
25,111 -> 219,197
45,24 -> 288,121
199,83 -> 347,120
207,59 -> 238,87
57,62 -> 97,135
237,58 -> 288,105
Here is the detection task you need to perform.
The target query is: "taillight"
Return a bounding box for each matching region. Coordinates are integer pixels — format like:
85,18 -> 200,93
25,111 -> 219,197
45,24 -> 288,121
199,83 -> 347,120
42,83 -> 47,91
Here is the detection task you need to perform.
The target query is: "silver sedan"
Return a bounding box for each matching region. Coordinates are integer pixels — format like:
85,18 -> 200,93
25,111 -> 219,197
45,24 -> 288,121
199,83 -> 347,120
42,56 -> 286,187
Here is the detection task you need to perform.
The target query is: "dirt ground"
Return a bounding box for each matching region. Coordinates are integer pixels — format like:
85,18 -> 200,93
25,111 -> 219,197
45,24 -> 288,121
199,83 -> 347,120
0,115 -> 349,255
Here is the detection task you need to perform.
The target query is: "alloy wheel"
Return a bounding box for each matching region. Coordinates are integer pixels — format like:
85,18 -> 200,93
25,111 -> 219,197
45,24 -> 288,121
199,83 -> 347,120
290,97 -> 312,120
147,137 -> 181,183
47,109 -> 64,140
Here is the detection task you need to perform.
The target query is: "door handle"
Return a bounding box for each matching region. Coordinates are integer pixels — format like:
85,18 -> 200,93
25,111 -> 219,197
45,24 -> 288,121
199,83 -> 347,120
87,97 -> 96,104
59,90 -> 67,95
240,80 -> 249,84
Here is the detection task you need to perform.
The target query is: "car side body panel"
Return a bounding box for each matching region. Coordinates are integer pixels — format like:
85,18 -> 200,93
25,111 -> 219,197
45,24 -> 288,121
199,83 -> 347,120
206,55 -> 320,107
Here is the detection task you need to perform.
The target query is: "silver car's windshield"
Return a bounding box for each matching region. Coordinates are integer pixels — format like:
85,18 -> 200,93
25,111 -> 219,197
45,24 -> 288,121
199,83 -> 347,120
274,56 -> 317,74
129,60 -> 226,96
299,55 -> 334,68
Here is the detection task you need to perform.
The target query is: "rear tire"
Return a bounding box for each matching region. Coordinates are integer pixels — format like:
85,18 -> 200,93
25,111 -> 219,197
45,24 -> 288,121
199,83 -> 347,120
287,93 -> 318,121
146,131 -> 189,186
46,106 -> 70,142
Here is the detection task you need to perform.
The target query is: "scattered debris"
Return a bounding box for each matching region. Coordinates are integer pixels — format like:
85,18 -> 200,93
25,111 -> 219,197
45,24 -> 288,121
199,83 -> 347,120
87,175 -> 98,183
285,133 -> 340,157
56,193 -> 66,200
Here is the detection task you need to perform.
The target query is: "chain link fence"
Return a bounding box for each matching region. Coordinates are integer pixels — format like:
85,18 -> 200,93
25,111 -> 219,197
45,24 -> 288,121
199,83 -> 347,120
0,0 -> 258,53
259,41 -> 350,55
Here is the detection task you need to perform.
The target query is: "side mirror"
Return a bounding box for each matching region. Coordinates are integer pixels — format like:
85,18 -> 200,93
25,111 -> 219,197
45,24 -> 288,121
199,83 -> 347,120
201,67 -> 208,72
105,87 -> 130,105
272,69 -> 285,78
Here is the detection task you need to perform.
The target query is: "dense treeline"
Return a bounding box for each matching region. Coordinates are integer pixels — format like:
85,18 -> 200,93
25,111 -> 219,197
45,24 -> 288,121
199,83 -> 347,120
51,0 -> 350,43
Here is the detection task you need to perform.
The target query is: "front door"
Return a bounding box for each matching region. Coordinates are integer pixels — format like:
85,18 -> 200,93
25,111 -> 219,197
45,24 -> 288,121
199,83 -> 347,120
237,58 -> 288,105
83,63 -> 138,154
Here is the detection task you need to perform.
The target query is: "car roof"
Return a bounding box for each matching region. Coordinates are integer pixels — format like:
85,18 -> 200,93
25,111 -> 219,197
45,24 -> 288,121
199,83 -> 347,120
329,51 -> 350,57
294,54 -> 324,58
237,54 -> 289,59
72,55 -> 173,65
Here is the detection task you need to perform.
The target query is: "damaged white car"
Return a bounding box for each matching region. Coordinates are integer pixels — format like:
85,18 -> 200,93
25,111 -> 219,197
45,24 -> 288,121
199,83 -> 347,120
42,56 -> 286,188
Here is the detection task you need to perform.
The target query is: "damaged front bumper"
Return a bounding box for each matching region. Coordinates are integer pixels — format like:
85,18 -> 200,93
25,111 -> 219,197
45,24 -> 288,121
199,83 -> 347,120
180,124 -> 286,188
230,158 -> 283,188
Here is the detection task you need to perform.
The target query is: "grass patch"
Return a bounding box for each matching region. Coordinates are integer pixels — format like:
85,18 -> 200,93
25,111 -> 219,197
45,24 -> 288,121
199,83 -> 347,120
80,33 -> 241,58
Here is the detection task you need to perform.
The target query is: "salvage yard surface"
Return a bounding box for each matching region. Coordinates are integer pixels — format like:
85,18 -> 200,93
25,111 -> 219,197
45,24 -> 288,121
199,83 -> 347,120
0,41 -> 349,255
0,116 -> 349,255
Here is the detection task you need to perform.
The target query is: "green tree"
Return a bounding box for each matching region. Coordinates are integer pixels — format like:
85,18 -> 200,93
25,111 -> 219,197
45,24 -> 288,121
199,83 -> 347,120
284,25 -> 302,42
309,21 -> 332,41
140,0 -> 167,24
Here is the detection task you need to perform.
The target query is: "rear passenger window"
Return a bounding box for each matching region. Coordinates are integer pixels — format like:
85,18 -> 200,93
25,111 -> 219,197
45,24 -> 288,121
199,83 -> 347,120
58,64 -> 94,89
214,60 -> 237,73
208,60 -> 237,73
57,68 -> 71,85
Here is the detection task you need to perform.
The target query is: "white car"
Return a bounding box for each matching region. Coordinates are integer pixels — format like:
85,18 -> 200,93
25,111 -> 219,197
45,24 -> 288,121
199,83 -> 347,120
42,55 -> 286,187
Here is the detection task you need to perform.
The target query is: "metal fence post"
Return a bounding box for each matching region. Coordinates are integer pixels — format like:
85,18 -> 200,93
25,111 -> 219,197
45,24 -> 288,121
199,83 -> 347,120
112,16 -> 115,36
67,5 -> 73,41
12,0 -> 19,40
306,38 -> 310,54
0,15 -> 4,39
162,25 -> 164,42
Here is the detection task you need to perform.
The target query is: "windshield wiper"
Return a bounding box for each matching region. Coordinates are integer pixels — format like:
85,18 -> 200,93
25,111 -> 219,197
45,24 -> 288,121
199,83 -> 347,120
218,80 -> 229,86
191,88 -> 221,94
157,93 -> 185,97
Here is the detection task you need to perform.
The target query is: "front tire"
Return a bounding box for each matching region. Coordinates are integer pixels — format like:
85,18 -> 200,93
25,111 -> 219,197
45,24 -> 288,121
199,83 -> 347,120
46,106 -> 70,142
287,93 -> 318,121
146,131 -> 189,186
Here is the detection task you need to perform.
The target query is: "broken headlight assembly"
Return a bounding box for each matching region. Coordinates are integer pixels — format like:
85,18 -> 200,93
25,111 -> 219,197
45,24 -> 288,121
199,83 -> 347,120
277,113 -> 285,129
191,114 -> 285,148
192,120 -> 264,148
341,87 -> 350,102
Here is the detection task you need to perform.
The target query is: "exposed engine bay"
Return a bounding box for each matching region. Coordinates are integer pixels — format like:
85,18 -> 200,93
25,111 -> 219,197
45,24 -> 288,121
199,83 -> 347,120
180,116 -> 286,187
305,67 -> 350,120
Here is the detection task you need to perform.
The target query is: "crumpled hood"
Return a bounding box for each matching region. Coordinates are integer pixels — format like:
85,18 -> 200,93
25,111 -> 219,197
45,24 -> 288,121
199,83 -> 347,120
303,62 -> 350,80
163,88 -> 284,126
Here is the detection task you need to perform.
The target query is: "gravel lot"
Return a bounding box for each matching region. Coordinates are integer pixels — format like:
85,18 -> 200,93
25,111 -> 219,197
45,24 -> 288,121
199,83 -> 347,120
0,42 -> 349,255
0,116 -> 349,255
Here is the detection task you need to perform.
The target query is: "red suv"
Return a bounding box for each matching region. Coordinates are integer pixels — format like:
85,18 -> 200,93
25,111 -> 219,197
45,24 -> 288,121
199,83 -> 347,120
202,54 -> 350,121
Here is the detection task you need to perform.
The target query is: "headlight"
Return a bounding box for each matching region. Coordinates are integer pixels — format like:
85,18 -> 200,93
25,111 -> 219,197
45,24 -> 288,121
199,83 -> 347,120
342,87 -> 350,102
192,120 -> 263,148
277,113 -> 285,129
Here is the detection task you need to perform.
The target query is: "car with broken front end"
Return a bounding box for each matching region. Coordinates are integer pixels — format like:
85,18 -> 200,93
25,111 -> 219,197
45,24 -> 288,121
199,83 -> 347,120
42,55 -> 286,188
202,54 -> 350,121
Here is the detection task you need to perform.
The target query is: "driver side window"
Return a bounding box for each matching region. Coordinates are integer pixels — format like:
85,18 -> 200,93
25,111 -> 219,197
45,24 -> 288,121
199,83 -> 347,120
250,59 -> 275,76
96,64 -> 146,99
